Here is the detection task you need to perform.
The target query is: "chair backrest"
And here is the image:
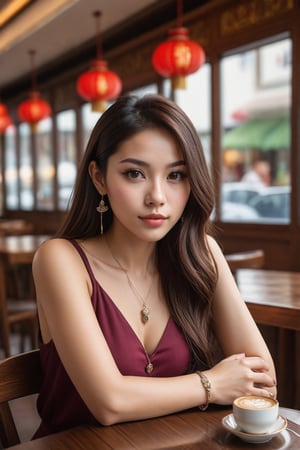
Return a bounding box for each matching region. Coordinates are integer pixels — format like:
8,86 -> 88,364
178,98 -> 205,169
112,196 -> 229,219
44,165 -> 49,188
0,349 -> 42,448
0,251 -> 37,357
225,249 -> 265,278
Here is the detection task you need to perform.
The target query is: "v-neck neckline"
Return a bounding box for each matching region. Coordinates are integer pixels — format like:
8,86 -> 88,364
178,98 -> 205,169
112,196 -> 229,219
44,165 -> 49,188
71,238 -> 171,356
96,279 -> 171,357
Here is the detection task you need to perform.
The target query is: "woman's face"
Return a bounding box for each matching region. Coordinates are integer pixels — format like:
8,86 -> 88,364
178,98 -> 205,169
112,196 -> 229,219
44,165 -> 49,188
100,128 -> 190,242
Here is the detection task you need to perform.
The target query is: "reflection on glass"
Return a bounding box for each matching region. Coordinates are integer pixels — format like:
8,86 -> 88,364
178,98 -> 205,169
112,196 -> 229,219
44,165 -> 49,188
36,117 -> 55,210
57,110 -> 77,210
174,65 -> 211,166
19,123 -> 33,210
4,126 -> 18,210
221,38 -> 291,224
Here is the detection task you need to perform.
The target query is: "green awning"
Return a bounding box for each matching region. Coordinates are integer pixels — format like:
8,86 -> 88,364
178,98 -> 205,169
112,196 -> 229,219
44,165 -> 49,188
261,117 -> 290,150
223,118 -> 290,150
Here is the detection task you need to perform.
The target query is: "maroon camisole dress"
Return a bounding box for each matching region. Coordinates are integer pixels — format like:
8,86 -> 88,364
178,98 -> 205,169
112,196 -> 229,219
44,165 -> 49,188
33,239 -> 191,438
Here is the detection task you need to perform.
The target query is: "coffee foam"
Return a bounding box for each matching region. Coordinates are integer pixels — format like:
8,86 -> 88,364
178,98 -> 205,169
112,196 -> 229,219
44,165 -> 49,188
235,396 -> 275,410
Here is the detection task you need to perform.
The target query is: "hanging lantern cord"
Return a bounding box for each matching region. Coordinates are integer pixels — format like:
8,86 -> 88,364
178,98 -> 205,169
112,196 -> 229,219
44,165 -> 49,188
177,0 -> 183,28
29,49 -> 37,92
94,10 -> 102,60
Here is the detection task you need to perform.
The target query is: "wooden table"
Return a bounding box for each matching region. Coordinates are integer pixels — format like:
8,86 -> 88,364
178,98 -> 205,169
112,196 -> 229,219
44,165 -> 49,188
0,220 -> 34,236
0,235 -> 50,357
237,269 -> 300,410
0,235 -> 50,265
7,407 -> 300,449
237,269 -> 300,331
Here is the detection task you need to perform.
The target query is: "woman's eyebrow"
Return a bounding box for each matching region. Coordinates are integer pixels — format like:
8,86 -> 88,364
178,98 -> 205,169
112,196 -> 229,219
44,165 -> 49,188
119,158 -> 186,168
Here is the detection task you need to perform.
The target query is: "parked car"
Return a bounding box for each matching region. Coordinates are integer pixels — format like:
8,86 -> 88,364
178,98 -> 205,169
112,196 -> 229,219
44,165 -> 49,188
221,182 -> 262,222
249,185 -> 290,223
221,201 -> 260,222
222,182 -> 263,205
220,183 -> 290,223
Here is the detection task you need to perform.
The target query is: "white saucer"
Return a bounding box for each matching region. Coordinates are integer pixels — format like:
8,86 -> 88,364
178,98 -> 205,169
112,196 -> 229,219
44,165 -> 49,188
222,413 -> 287,444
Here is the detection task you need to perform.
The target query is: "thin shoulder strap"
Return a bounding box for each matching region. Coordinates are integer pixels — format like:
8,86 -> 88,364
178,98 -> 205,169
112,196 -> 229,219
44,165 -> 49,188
68,239 -> 97,283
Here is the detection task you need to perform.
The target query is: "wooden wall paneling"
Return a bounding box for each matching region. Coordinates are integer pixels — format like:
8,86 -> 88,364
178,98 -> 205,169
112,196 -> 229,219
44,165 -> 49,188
296,331 -> 300,409
277,329 -> 295,408
214,219 -> 295,269
257,324 -> 298,409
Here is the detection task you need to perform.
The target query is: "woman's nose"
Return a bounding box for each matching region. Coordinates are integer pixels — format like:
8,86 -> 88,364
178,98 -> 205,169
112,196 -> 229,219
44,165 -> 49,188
145,179 -> 166,206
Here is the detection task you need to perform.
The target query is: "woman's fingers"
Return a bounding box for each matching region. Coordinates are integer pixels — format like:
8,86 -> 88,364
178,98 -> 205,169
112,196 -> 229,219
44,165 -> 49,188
210,354 -> 277,404
252,370 -> 275,387
239,355 -> 272,373
252,386 -> 277,399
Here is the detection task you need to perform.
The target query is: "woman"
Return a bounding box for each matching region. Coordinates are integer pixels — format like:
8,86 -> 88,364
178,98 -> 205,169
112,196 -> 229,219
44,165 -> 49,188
32,94 -> 276,437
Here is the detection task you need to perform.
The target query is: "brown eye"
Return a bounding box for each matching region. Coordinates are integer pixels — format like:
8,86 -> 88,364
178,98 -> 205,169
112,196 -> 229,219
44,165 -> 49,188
123,169 -> 144,180
168,171 -> 186,181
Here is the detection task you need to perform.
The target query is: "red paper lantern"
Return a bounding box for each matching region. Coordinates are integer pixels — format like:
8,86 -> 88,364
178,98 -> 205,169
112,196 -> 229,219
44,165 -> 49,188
0,103 -> 13,133
152,27 -> 205,90
17,51 -> 51,132
0,103 -> 8,116
18,90 -> 51,132
76,11 -> 122,112
77,59 -> 122,112
0,115 -> 12,133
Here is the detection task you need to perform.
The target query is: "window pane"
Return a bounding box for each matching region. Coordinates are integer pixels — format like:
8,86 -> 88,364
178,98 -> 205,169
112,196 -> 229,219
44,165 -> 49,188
19,123 -> 33,210
4,126 -> 18,210
221,38 -> 291,224
36,117 -> 55,210
81,103 -> 102,151
57,110 -> 77,210
162,79 -> 172,98
130,84 -> 158,97
175,65 -> 211,166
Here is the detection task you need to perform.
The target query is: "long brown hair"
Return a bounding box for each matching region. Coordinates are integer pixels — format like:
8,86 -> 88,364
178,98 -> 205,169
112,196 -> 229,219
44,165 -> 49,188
57,94 -> 218,370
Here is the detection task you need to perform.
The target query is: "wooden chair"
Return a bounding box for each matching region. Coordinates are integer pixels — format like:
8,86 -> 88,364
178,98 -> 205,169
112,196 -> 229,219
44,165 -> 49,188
2,299 -> 38,357
225,249 -> 265,279
0,349 -> 42,448
0,255 -> 37,358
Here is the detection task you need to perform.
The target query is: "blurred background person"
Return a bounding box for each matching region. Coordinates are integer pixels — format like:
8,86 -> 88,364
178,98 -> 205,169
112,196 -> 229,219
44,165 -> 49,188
241,160 -> 271,187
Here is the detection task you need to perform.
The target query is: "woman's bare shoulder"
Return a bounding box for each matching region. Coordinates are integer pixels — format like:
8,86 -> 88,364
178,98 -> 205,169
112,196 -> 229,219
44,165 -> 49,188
33,238 -> 80,270
34,237 -> 72,256
206,234 -> 222,254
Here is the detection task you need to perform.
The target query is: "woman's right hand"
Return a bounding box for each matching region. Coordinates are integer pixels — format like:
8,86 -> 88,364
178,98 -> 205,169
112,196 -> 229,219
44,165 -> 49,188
204,353 -> 276,405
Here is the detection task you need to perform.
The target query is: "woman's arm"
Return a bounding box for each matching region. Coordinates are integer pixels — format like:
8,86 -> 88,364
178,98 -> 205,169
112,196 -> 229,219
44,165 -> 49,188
204,235 -> 277,403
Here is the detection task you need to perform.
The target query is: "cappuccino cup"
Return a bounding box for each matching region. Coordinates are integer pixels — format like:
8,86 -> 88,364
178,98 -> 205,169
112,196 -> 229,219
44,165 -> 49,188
233,395 -> 278,434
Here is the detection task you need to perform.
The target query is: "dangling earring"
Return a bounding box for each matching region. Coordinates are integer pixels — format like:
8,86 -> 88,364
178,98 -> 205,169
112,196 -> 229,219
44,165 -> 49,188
96,194 -> 109,235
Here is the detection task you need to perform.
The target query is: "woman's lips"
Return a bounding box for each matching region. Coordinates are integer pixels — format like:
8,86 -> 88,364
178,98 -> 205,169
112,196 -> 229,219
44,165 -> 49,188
139,214 -> 167,227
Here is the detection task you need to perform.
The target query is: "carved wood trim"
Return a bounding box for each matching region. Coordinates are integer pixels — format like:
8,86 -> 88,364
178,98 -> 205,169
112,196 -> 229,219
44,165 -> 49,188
220,0 -> 294,36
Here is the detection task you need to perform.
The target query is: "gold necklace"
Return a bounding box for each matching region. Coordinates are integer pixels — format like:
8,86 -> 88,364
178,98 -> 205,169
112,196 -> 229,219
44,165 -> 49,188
105,237 -> 152,324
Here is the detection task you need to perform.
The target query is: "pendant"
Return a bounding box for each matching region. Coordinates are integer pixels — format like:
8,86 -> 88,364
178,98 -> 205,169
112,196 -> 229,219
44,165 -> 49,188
141,304 -> 150,324
146,362 -> 153,374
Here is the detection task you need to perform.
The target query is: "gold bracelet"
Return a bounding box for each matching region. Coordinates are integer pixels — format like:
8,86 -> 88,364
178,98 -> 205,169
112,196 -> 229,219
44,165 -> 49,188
196,371 -> 211,411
